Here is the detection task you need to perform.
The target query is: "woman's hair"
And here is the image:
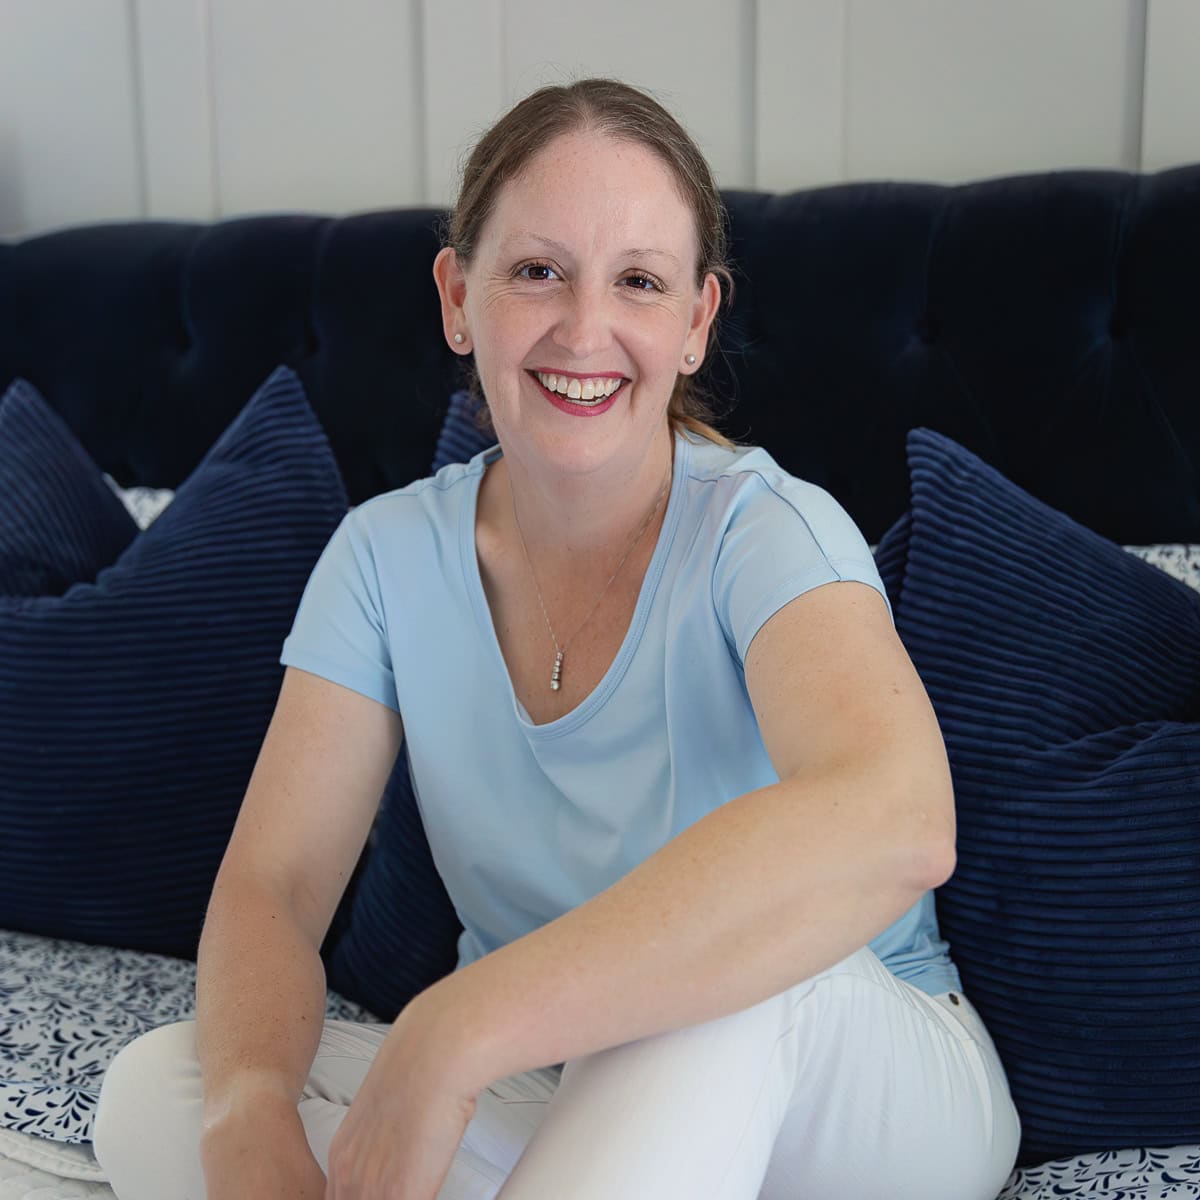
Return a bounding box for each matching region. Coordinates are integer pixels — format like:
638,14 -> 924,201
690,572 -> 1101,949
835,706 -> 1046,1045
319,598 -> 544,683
442,77 -> 735,448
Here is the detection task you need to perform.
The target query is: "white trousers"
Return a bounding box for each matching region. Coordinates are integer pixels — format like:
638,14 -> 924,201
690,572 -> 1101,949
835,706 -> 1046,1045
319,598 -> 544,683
93,946 -> 1020,1200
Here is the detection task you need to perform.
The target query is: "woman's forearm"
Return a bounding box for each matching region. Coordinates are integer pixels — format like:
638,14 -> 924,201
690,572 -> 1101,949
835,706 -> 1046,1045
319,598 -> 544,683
194,873 -> 329,1131
416,757 -> 954,1093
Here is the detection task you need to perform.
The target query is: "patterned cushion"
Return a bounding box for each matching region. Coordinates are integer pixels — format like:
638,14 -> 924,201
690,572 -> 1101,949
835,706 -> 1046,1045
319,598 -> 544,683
0,366 -> 349,959
102,478 -> 174,530
0,928 -> 377,1150
998,1144 -> 1200,1199
1124,544 -> 1200,592
874,428 -> 1200,1166
0,381 -> 137,596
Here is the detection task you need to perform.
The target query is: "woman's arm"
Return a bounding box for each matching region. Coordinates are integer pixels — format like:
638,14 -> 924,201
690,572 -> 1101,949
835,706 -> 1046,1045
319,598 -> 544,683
416,579 -> 956,1085
196,667 -> 402,1177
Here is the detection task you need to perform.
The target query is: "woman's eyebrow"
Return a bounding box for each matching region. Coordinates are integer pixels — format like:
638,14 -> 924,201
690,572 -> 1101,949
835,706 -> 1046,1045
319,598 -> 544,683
624,247 -> 680,266
500,232 -> 679,267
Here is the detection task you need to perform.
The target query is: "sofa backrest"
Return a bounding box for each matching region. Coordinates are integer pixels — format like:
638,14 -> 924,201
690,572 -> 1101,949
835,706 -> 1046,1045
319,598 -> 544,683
2,166 -> 1198,543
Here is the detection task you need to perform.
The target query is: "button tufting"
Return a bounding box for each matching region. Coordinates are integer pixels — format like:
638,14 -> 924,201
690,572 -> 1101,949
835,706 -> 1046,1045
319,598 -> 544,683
915,314 -> 939,345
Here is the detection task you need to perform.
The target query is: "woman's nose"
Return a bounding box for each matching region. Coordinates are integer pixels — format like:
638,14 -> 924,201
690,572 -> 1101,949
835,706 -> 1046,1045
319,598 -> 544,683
553,290 -> 611,361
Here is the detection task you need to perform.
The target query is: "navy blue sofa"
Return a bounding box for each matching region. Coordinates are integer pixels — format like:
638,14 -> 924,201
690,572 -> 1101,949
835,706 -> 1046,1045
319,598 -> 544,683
1,166 -> 1198,1191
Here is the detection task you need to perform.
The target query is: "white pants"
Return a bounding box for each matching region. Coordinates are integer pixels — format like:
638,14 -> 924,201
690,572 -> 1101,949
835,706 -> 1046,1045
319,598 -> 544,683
93,946 -> 1020,1199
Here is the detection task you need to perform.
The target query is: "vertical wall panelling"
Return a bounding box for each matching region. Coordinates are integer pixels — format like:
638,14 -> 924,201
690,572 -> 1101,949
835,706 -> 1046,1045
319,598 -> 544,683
1142,0 -> 1200,171
755,0 -> 846,191
1120,0 -> 1148,172
499,0 -> 753,191
420,0 -> 505,207
843,0 -> 1141,183
0,0 -> 144,238
206,0 -> 424,216
134,0 -> 218,220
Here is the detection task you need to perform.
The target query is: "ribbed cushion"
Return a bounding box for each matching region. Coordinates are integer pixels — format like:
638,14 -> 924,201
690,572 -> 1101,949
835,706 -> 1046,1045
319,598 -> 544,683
325,752 -> 463,1021
324,392 -> 488,1019
431,389 -> 493,473
0,366 -> 349,958
0,380 -> 137,595
878,427 -> 1200,1166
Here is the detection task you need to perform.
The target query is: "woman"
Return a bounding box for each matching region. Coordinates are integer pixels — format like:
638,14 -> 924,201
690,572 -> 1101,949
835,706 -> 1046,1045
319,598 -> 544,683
94,78 -> 1020,1200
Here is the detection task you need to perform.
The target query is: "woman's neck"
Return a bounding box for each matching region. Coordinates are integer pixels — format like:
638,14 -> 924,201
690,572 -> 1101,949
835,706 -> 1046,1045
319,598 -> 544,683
482,432 -> 677,578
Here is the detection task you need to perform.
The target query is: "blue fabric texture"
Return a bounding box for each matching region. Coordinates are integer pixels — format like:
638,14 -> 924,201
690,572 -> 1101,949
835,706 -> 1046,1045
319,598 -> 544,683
876,427 -> 1200,1166
0,379 -> 137,596
285,429 -> 960,1020
323,392 -> 484,1020
0,366 -> 349,959
431,390 -> 494,474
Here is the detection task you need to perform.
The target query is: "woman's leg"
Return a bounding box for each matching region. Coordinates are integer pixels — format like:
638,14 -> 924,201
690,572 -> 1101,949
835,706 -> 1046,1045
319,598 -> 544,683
92,1018 -> 558,1200
496,946 -> 1019,1200
95,949 -> 1019,1200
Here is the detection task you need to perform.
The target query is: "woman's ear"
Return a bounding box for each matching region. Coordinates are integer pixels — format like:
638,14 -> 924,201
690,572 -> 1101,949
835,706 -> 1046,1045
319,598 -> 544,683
433,247 -> 470,352
684,272 -> 722,368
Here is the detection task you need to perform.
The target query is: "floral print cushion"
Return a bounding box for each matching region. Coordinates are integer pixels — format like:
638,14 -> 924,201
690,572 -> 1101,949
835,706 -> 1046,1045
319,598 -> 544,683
999,1145 -> 1200,1199
1122,544 -> 1200,592
0,929 -> 377,1147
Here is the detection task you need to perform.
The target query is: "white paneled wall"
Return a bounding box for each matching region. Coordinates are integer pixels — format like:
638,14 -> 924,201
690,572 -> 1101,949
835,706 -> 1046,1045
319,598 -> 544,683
1,0 -> 1196,238
205,0 -> 425,214
1142,0 -> 1200,171
0,0 -> 144,235
134,0 -> 216,220
840,0 -> 1145,182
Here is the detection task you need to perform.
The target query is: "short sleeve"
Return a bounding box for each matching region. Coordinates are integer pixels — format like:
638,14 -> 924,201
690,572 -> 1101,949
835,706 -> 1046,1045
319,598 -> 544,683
713,472 -> 892,665
280,508 -> 399,712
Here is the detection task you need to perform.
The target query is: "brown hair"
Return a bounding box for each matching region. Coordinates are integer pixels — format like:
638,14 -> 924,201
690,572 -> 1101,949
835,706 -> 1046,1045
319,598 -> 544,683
442,77 -> 735,448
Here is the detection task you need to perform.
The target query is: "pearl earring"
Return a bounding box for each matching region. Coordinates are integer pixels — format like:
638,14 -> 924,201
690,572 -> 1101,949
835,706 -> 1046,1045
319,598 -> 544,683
685,354 -> 696,365
454,333 -> 465,344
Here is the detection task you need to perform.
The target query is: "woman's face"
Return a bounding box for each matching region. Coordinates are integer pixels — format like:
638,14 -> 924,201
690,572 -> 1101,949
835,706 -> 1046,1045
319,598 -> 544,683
435,130 -> 720,479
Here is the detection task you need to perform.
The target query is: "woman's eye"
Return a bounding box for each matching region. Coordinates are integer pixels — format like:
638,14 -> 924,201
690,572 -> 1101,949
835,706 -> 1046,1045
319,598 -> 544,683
518,262 -> 559,281
623,274 -> 661,292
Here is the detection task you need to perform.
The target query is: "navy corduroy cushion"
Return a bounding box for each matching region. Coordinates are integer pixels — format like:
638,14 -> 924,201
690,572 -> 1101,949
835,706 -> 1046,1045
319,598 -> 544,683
431,389 -> 494,474
0,366 -> 349,958
0,380 -> 137,596
877,427 -> 1200,1165
323,391 -> 490,1019
324,751 -> 463,1021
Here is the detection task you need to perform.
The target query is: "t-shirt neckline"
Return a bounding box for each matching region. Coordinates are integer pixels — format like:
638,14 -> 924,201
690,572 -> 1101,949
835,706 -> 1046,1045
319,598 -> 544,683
460,434 -> 692,740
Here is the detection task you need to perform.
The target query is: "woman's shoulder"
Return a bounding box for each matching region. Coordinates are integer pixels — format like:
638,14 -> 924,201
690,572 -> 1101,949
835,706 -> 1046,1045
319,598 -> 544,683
348,449 -> 492,536
680,433 -> 856,540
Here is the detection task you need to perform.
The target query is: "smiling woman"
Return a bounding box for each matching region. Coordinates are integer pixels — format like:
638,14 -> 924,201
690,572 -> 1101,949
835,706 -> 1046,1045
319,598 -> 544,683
93,79 -> 1020,1200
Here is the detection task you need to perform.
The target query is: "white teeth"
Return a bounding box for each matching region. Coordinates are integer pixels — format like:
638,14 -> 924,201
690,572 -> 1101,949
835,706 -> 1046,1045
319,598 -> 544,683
534,372 -> 623,404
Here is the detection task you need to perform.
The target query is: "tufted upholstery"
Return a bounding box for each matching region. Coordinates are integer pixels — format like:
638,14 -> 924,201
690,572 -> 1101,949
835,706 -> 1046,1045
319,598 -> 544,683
2,166 -> 1198,543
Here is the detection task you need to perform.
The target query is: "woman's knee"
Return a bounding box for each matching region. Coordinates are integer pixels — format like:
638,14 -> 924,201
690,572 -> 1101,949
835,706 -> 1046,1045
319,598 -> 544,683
93,1021 -> 205,1198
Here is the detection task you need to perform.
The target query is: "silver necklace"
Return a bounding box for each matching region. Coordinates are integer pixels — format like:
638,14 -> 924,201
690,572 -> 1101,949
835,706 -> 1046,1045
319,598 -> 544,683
511,464 -> 672,691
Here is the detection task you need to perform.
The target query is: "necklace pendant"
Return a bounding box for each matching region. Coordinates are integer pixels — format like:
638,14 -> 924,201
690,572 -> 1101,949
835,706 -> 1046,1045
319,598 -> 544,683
550,650 -> 564,691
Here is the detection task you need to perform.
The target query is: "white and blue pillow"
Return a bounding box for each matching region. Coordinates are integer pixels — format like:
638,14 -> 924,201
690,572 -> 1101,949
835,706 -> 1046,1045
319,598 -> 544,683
876,428 -> 1200,1167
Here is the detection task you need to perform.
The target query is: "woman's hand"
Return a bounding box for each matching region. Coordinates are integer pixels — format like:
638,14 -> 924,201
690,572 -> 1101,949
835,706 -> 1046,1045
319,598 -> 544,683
324,994 -> 483,1199
200,1091 -> 329,1199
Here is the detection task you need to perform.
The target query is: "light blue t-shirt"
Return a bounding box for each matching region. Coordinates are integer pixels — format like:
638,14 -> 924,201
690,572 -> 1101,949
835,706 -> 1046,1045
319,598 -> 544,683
280,431 -> 961,997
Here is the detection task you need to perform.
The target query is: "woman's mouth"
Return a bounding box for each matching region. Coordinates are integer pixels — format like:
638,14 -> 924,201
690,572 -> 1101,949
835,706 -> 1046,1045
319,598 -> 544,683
528,370 -> 626,416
